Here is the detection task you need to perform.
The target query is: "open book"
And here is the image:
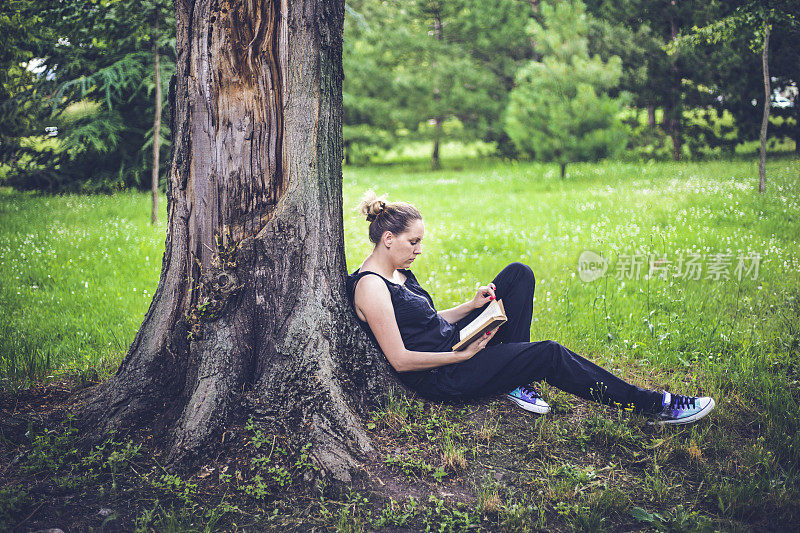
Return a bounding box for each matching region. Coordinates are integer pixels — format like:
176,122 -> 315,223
452,299 -> 507,351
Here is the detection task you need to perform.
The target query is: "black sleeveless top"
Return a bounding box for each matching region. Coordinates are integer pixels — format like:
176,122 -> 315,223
346,268 -> 460,354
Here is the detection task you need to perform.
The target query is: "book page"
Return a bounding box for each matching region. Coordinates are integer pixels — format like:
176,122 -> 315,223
460,299 -> 503,340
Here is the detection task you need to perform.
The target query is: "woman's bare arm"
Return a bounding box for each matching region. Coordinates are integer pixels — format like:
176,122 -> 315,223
438,282 -> 497,324
354,276 -> 493,372
438,301 -> 477,323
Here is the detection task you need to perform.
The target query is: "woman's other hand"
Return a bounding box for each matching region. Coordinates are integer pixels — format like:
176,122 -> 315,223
470,282 -> 496,309
460,327 -> 499,360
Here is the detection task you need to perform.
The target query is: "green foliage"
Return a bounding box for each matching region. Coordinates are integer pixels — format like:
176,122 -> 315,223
0,485 -> 30,530
23,416 -> 80,473
373,497 -> 419,528
422,495 -> 478,533
343,0 -> 534,165
151,474 -> 198,507
631,504 -> 715,532
384,451 -> 447,482
80,432 -> 142,491
237,417 -> 318,500
1,0 -> 174,192
505,0 -> 628,176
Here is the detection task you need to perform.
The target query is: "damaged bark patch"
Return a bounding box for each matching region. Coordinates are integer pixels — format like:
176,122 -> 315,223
186,234 -> 243,341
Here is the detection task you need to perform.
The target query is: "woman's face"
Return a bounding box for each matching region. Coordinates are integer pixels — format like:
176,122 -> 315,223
387,218 -> 424,267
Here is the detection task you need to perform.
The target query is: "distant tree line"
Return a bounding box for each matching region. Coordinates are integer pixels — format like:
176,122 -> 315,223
0,0 -> 798,192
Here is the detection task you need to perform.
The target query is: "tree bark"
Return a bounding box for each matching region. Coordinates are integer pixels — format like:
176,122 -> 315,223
151,14 -> 161,225
560,162 -> 566,179
77,0 -> 397,483
431,9 -> 443,171
647,105 -> 656,128
795,127 -> 800,157
432,115 -> 442,170
759,22 -> 771,194
666,14 -> 682,161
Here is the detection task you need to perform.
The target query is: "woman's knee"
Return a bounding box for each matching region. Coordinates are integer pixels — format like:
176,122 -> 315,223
502,262 -> 535,286
541,340 -> 566,368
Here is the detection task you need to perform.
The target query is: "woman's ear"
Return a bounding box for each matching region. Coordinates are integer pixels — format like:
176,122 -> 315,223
381,231 -> 394,248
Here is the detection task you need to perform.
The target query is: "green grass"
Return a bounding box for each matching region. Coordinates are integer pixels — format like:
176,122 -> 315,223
0,189 -> 165,386
2,157 -> 799,392
1,156 -> 799,528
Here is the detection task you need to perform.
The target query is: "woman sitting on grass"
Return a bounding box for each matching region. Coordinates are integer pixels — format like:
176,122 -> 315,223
347,191 -> 715,425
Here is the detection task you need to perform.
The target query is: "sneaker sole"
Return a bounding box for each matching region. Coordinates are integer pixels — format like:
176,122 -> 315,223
653,398 -> 716,426
506,394 -> 550,415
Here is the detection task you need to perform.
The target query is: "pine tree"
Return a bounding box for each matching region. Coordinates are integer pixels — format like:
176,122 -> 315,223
2,0 -> 174,192
504,0 -> 627,178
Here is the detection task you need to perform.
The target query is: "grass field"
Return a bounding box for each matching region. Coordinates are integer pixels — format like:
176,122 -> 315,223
1,155 -> 799,530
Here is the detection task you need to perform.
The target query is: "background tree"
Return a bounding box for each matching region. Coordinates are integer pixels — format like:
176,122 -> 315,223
342,0 -> 530,168
150,1 -> 167,224
768,14 -> 800,155
0,0 -> 57,172
77,0 -> 395,481
342,1 -> 402,165
440,0 -> 537,158
505,0 -> 628,178
1,0 -> 174,193
670,0 -> 800,192
387,0 -> 502,169
585,0 -> 731,161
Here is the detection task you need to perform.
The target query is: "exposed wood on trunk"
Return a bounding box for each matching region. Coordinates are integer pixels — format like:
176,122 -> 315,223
78,0 -> 401,484
151,15 -> 162,225
759,22 -> 771,194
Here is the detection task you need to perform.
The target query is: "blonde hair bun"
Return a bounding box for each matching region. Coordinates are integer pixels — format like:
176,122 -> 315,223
357,189 -> 388,222
355,189 -> 422,245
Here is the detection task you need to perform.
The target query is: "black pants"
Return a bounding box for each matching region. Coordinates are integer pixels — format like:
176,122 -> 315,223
406,263 -> 663,413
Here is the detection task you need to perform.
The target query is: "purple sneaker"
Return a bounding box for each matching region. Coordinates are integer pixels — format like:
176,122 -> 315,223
506,385 -> 550,414
653,392 -> 715,425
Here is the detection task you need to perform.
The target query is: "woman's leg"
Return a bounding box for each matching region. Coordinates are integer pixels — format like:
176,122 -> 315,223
453,262 -> 540,408
434,340 -> 663,413
446,263 -> 661,411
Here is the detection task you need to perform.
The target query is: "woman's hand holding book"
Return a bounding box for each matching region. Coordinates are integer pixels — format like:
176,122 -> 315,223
459,326 -> 499,360
470,282 -> 497,309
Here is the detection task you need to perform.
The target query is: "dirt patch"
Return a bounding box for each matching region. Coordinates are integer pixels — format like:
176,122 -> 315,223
1,380 -> 798,532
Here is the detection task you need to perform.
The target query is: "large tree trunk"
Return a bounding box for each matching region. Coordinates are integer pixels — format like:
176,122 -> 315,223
151,14 -> 161,225
77,0 -> 396,483
759,22 -> 771,194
